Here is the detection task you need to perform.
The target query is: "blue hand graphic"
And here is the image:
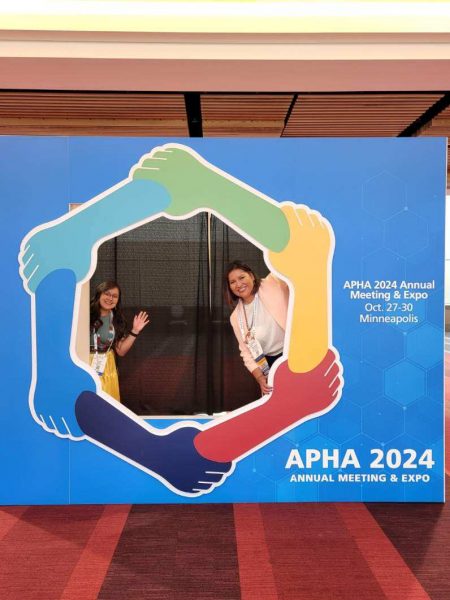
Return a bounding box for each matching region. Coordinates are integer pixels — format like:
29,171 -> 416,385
33,362 -> 93,440
76,391 -> 234,496
20,179 -> 171,293
31,269 -> 94,439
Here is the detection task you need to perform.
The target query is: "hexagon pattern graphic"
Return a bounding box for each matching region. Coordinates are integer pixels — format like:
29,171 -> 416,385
385,211 -> 429,258
362,172 -> 407,220
385,361 -> 425,405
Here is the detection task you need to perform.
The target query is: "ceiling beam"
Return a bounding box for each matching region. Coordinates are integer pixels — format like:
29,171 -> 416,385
398,93 -> 450,136
185,92 -> 203,137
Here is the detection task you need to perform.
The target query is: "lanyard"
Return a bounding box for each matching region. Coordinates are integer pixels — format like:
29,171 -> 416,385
237,294 -> 270,376
237,294 -> 259,341
93,312 -> 115,353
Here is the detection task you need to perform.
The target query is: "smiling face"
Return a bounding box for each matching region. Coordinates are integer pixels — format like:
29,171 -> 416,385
99,287 -> 120,315
228,268 -> 256,304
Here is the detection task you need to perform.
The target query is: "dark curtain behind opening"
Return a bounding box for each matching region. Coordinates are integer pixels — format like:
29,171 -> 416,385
91,215 -> 209,415
91,214 -> 268,415
209,215 -> 269,412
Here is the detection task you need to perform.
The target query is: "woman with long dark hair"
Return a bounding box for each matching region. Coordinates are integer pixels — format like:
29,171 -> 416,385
90,280 -> 149,401
224,261 -> 289,396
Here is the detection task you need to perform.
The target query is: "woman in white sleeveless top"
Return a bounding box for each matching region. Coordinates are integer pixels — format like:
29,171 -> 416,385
224,261 -> 289,396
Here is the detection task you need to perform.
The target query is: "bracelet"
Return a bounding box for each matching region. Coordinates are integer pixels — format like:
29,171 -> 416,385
129,331 -> 139,338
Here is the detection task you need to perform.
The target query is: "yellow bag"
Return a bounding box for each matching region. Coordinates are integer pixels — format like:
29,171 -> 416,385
90,350 -> 121,402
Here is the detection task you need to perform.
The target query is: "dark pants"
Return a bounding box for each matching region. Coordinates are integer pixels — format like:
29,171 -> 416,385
266,353 -> 282,369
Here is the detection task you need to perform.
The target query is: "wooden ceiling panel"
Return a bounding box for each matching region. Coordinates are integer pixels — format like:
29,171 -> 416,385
0,91 -> 188,135
283,94 -> 444,137
201,94 -> 293,137
0,121 -> 189,136
0,91 -> 447,176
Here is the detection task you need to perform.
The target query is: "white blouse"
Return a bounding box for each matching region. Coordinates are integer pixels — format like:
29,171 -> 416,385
242,296 -> 285,357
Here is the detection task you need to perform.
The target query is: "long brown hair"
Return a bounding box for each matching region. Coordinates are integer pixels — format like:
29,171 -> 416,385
90,281 -> 127,342
223,261 -> 261,308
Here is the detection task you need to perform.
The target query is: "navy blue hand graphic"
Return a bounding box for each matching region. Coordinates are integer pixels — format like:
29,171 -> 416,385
76,391 -> 234,495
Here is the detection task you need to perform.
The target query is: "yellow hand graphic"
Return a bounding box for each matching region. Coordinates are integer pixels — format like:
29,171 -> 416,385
268,203 -> 334,373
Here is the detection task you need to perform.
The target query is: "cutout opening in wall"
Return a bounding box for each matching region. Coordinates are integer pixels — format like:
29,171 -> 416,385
88,213 -> 271,417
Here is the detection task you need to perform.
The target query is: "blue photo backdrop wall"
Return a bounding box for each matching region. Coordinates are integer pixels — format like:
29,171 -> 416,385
0,136 -> 446,504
